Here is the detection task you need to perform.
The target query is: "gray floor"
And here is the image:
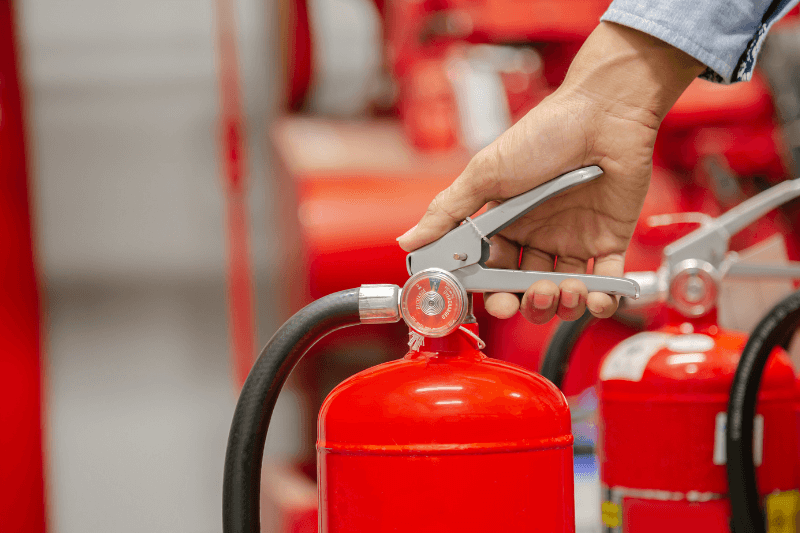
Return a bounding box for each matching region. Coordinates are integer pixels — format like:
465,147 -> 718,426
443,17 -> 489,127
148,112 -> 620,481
46,282 -> 235,533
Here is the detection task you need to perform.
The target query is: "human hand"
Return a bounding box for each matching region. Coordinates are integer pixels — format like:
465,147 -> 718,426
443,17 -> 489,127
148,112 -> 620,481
397,22 -> 704,323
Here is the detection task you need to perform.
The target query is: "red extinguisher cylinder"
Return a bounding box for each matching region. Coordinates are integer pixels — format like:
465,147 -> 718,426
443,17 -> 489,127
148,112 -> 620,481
598,322 -> 798,532
318,324 -> 576,532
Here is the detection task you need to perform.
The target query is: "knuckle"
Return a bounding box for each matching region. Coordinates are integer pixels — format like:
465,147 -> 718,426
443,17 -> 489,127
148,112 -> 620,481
465,148 -> 501,197
426,192 -> 459,224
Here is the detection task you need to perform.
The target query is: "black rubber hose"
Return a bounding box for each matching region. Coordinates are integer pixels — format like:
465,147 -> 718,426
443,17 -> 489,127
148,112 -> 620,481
727,289 -> 800,533
541,310 -> 594,388
223,288 -> 361,533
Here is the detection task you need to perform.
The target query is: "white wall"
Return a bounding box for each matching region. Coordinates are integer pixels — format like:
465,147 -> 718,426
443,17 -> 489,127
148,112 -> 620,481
22,0 -> 277,283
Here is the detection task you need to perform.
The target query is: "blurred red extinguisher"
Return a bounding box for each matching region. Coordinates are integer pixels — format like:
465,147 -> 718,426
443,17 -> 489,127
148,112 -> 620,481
0,1 -> 47,532
546,179 -> 800,532
213,0 -> 257,388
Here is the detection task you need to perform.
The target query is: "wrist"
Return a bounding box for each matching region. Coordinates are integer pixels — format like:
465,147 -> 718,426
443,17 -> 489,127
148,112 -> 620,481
560,22 -> 705,129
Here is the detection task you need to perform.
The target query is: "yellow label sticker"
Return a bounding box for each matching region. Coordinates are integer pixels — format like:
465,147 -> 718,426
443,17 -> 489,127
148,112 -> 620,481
767,490 -> 800,533
602,501 -> 620,529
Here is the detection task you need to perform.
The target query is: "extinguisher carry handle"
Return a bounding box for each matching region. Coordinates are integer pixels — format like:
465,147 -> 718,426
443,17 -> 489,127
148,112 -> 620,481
453,264 -> 640,299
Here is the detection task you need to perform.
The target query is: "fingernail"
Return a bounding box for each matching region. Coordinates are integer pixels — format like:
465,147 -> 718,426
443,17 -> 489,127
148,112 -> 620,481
397,224 -> 418,241
587,303 -> 604,316
533,293 -> 554,310
561,290 -> 579,309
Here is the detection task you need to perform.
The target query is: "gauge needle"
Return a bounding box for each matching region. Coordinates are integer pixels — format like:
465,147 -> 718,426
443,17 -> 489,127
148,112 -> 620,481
429,276 -> 441,293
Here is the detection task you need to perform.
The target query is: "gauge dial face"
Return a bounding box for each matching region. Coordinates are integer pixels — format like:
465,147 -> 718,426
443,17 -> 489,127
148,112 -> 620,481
400,268 -> 468,337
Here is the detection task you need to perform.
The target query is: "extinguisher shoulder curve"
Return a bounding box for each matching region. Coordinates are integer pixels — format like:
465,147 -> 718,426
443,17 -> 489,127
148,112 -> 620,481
318,353 -> 573,455
597,327 -> 796,397
597,327 -> 799,497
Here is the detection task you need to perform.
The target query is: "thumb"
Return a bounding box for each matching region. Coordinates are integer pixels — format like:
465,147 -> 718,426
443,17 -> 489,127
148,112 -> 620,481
397,149 -> 500,252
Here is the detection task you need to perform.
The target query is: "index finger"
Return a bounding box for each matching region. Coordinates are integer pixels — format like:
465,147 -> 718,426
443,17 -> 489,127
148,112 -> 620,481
397,150 -> 500,252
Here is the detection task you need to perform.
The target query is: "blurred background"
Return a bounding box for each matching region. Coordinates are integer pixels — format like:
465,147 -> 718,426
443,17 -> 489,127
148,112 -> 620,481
5,0 -> 800,531
10,1 -> 279,532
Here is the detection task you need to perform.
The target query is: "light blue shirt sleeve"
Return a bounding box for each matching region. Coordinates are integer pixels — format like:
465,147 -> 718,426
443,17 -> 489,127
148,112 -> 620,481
601,0 -> 800,83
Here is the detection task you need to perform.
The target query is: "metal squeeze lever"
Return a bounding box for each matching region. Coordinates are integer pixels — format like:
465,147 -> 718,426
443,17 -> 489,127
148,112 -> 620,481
397,166 -> 640,341
664,177 -> 800,268
405,166 -> 641,298
624,176 -> 800,316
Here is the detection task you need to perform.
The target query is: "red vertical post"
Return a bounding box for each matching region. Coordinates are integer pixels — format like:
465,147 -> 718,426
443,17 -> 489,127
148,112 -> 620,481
0,1 -> 47,532
213,0 -> 256,388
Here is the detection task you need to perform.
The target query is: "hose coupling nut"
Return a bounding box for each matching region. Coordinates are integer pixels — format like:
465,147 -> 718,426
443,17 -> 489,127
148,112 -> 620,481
359,284 -> 402,323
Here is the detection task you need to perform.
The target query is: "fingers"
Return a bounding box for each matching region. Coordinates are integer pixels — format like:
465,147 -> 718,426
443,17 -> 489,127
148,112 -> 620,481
587,253 -> 626,318
554,256 -> 589,321
519,277 -> 590,323
519,250 -> 590,323
520,280 -> 590,322
485,292 -> 522,320
555,278 -> 589,321
519,248 -> 558,324
397,149 -> 499,252
520,280 -> 560,324
483,235 -> 521,319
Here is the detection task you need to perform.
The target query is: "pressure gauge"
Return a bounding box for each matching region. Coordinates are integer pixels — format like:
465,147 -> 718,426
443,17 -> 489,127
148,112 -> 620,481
400,268 -> 469,338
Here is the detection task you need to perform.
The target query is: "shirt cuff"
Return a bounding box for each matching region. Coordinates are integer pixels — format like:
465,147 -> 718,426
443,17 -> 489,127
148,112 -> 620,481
601,0 -> 800,84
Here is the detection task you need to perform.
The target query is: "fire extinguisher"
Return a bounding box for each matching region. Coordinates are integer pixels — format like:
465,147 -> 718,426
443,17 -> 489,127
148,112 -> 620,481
222,166 -> 641,532
587,179 -> 800,532
728,288 -> 800,533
